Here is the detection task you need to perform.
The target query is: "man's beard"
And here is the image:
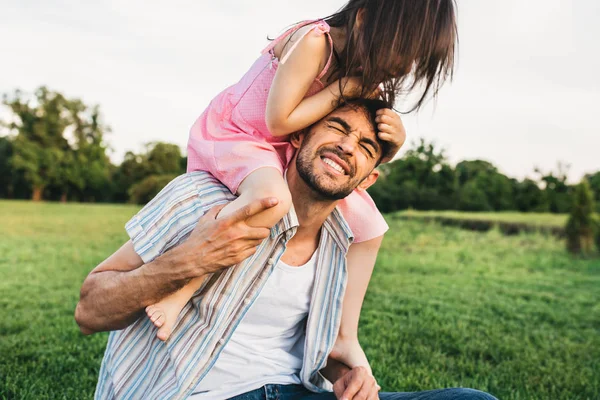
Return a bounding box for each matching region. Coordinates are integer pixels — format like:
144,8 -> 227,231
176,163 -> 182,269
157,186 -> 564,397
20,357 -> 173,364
296,145 -> 359,201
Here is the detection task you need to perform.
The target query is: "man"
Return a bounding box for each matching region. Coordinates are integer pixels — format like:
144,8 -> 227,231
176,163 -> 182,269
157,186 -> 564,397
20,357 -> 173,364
76,99 -> 496,400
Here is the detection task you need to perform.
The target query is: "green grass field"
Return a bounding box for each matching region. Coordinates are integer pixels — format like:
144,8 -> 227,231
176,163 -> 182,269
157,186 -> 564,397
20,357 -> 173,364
396,210 -> 567,228
1,200 -> 599,400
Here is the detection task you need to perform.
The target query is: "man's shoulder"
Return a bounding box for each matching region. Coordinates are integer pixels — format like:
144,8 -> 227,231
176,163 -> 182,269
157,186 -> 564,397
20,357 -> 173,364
131,171 -> 237,230
166,171 -> 234,198
142,171 -> 236,212
125,171 -> 236,263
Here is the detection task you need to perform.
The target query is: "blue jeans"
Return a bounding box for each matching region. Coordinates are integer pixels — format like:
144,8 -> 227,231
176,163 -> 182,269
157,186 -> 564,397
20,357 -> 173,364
228,384 -> 498,400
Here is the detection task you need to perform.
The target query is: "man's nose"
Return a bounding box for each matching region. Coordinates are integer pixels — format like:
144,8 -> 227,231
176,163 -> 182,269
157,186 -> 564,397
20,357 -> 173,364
336,135 -> 357,154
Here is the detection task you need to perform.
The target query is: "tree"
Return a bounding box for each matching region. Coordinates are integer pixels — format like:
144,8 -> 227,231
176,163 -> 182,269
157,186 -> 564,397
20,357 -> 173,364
67,102 -> 112,202
146,142 -> 184,175
3,88 -> 72,200
455,160 -> 514,211
369,139 -> 457,211
513,178 -> 549,212
111,151 -> 151,202
565,179 -> 596,255
49,147 -> 84,202
585,171 -> 600,213
537,162 -> 572,213
111,142 -> 185,203
457,179 -> 492,211
0,136 -> 14,198
1,87 -> 113,201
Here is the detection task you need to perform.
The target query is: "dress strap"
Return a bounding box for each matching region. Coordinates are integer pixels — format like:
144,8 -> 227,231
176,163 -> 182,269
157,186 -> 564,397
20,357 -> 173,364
262,20 -> 334,80
261,20 -> 318,56
315,25 -> 334,82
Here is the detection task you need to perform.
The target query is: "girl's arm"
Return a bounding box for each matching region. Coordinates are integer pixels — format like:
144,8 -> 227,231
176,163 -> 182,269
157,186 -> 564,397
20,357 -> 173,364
266,27 -> 351,136
329,235 -> 384,375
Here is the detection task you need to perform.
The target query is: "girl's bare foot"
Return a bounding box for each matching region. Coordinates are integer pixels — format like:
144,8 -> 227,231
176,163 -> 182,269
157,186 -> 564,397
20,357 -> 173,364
145,296 -> 187,341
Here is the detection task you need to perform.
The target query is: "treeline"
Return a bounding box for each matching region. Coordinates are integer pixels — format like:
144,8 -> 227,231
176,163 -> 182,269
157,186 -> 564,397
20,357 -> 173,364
368,140 -> 600,214
0,87 -> 186,204
1,87 -> 599,210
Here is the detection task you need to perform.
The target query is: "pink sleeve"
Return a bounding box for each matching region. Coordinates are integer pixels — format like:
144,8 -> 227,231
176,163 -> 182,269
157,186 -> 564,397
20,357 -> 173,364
337,189 -> 389,243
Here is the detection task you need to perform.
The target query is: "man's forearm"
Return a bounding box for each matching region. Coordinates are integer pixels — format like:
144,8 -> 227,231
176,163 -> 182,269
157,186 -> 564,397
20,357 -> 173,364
75,197 -> 276,334
76,246 -> 198,333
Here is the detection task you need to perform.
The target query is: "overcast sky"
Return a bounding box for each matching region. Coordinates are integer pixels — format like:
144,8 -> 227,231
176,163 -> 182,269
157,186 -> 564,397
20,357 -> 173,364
1,0 -> 598,182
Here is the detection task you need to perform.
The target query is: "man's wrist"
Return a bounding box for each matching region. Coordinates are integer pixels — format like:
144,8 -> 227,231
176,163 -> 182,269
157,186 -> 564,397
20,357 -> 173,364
161,241 -> 208,282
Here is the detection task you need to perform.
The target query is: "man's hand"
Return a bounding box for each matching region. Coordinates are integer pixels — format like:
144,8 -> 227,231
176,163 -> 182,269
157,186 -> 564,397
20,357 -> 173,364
178,197 -> 278,277
333,366 -> 380,400
75,197 -> 278,334
376,108 -> 406,163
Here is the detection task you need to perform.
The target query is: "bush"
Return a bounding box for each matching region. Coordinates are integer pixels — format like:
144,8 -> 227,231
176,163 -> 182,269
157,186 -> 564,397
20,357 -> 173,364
594,214 -> 600,251
565,180 -> 596,255
128,174 -> 179,205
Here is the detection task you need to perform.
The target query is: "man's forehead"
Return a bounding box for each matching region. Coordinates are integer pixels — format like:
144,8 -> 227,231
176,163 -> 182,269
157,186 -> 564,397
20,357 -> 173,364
328,107 -> 376,136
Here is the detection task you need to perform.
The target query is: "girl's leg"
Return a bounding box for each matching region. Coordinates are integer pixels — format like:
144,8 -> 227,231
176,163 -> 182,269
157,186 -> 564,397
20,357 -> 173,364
146,167 -> 292,341
146,277 -> 208,341
329,236 -> 384,373
218,167 -> 293,228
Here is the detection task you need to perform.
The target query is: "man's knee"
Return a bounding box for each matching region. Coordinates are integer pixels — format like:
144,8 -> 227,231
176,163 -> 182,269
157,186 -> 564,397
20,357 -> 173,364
449,388 -> 498,400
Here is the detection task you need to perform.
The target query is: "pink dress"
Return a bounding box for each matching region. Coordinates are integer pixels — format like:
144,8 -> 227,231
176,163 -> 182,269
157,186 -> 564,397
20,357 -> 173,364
187,20 -> 388,242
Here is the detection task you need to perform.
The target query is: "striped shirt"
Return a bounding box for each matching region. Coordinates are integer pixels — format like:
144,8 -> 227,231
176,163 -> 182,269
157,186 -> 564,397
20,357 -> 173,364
95,171 -> 354,399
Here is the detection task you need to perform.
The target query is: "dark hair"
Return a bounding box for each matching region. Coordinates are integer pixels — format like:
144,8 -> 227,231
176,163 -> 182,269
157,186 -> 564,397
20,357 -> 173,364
339,98 -> 393,164
325,0 -> 458,112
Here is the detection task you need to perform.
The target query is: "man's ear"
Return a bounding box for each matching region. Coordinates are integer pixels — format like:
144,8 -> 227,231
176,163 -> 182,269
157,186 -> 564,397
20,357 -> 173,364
290,130 -> 306,149
356,168 -> 380,192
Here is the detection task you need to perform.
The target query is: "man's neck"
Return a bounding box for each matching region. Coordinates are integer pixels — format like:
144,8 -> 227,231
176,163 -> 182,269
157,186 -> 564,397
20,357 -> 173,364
286,168 -> 339,242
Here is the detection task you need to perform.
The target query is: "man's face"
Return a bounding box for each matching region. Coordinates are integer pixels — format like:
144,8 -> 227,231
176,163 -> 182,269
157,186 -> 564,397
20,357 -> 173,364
294,106 -> 382,200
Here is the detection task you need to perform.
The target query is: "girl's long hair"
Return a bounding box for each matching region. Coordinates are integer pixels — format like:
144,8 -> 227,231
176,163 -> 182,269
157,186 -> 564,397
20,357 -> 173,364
325,0 -> 458,112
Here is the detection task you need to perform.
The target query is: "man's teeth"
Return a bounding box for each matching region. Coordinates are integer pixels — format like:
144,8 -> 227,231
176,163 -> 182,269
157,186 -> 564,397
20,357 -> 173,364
323,157 -> 345,174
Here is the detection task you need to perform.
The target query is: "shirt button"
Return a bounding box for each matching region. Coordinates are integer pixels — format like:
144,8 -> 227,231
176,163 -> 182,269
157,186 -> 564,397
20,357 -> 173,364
267,257 -> 276,266
218,338 -> 225,345
243,298 -> 251,305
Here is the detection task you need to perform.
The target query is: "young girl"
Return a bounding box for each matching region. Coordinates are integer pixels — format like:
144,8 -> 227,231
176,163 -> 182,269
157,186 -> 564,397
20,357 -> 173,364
145,0 -> 457,375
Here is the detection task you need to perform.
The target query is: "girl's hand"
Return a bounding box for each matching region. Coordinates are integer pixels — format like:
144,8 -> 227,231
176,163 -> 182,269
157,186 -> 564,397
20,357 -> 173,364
333,367 -> 380,400
339,77 -> 381,99
376,108 -> 406,163
340,77 -> 363,98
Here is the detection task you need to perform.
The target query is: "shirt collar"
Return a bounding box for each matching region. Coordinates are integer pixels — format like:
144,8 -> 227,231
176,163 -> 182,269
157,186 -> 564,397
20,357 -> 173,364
324,206 -> 354,252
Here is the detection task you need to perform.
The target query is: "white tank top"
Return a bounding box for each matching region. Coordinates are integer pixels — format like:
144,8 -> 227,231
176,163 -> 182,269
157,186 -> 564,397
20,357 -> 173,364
190,249 -> 318,399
